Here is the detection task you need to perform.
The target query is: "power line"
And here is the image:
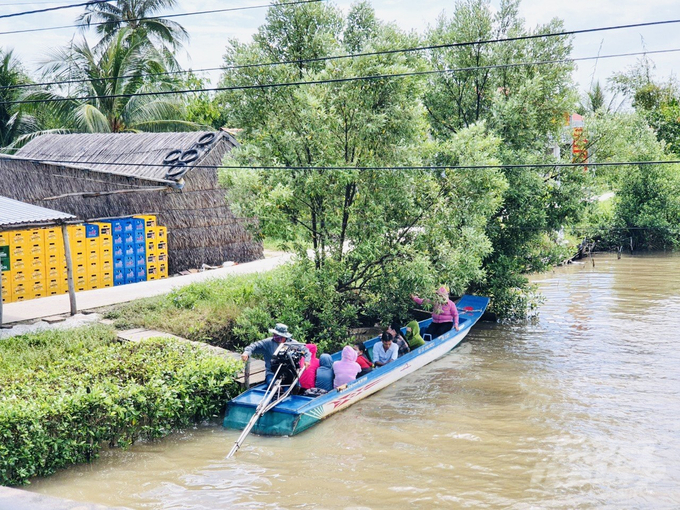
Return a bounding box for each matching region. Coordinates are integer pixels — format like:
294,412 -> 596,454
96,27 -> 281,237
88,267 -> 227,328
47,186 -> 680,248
4,46 -> 680,106
5,156 -> 679,171
2,17 -> 679,93
3,34 -> 679,95
0,0 -> 323,36
0,0 -> 113,19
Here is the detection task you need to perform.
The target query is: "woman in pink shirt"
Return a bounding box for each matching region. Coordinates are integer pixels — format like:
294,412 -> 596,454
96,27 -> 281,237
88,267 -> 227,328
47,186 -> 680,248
333,345 -> 361,388
411,285 -> 459,340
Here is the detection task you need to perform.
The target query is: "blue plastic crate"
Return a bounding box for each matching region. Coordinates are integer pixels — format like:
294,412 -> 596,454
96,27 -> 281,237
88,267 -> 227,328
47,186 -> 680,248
113,245 -> 123,258
135,264 -> 146,280
124,244 -> 135,257
124,255 -> 135,269
122,219 -> 134,233
106,220 -> 124,234
132,218 -> 145,233
113,257 -> 124,270
85,223 -> 99,238
112,232 -> 123,246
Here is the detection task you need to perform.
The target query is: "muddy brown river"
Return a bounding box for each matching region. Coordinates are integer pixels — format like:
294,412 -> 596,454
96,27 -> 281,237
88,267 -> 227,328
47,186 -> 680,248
27,253 -> 680,508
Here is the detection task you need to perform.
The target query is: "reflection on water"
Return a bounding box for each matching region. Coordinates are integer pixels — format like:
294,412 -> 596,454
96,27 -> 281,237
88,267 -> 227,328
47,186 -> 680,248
28,254 -> 680,508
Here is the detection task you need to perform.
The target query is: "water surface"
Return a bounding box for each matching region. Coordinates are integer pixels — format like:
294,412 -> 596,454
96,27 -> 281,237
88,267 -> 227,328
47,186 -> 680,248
28,254 -> 680,508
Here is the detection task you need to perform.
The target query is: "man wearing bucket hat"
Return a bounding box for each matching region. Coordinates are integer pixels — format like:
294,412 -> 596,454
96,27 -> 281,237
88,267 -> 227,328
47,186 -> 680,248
241,323 -> 311,384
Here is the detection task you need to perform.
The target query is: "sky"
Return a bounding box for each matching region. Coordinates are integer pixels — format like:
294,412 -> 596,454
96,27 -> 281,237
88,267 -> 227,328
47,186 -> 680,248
1,0 -> 679,95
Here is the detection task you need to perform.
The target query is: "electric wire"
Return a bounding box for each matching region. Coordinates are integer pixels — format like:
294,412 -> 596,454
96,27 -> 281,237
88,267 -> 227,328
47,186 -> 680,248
4,156 -> 679,171
0,0 -> 113,19
2,21 -> 680,92
5,46 -> 680,107
0,0 -> 324,36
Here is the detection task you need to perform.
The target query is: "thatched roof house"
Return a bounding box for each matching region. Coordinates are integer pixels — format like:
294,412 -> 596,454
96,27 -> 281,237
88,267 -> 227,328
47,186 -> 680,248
0,131 -> 262,273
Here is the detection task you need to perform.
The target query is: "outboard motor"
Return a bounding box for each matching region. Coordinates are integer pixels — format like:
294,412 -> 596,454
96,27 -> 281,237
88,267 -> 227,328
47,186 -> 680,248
270,343 -> 306,385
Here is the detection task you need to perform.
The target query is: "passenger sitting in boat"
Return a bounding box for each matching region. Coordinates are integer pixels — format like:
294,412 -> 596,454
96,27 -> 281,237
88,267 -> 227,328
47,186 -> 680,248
298,343 -> 320,391
405,320 -> 425,349
372,332 -> 399,367
240,323 -> 311,385
411,285 -> 459,339
333,346 -> 362,388
315,353 -> 334,391
387,323 -> 410,357
353,341 -> 373,376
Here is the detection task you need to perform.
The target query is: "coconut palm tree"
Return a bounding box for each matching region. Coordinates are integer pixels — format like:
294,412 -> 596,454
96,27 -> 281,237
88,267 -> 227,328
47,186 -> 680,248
77,0 -> 188,54
28,29 -> 202,133
0,48 -> 39,149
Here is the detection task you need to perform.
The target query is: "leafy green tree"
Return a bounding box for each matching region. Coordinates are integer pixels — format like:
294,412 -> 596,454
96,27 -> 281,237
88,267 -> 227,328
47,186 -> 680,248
579,111 -> 680,250
29,29 -> 201,133
219,2 -> 506,338
610,56 -> 680,156
423,0 -> 583,316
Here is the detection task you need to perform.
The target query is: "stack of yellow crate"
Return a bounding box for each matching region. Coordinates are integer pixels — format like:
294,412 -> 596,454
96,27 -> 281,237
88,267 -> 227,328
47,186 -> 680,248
136,215 -> 168,280
0,231 -> 11,303
44,227 -> 65,296
96,222 -> 114,288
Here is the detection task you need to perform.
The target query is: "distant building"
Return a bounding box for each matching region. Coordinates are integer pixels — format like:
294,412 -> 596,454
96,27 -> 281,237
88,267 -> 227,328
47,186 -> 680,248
0,131 -> 262,273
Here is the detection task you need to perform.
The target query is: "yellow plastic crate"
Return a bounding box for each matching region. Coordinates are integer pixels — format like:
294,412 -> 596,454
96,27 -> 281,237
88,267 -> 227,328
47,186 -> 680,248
43,227 -> 61,242
30,267 -> 45,282
67,225 -> 86,241
135,215 -> 157,229
47,279 -> 61,296
1,272 -> 11,303
99,234 -> 112,249
100,271 -> 113,287
12,282 -> 28,301
86,273 -> 99,290
31,279 -> 46,298
45,239 -> 64,257
71,251 -> 86,265
11,257 -> 26,271
11,270 -> 27,283
74,275 -> 87,292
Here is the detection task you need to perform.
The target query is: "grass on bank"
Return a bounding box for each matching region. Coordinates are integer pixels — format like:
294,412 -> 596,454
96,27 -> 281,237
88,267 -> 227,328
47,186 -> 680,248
101,268 -> 297,351
0,325 -> 242,486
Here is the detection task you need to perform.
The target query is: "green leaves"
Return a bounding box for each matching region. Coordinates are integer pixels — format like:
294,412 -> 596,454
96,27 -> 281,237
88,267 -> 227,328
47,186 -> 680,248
0,326 -> 241,486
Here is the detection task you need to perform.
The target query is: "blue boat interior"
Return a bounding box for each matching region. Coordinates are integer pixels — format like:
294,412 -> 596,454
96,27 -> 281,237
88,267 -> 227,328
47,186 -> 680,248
227,294 -> 487,411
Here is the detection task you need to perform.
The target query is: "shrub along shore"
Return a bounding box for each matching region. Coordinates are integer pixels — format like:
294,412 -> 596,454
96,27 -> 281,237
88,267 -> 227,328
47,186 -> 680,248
0,325 -> 241,486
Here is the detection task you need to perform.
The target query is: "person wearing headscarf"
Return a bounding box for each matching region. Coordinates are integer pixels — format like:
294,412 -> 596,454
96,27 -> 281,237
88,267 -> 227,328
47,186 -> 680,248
411,286 -> 459,339
333,345 -> 362,388
405,320 -> 425,349
298,343 -> 320,390
315,353 -> 334,391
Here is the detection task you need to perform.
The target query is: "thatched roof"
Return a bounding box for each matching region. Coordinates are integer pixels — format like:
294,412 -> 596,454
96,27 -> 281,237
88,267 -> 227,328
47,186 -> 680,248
0,195 -> 76,231
15,130 -> 237,185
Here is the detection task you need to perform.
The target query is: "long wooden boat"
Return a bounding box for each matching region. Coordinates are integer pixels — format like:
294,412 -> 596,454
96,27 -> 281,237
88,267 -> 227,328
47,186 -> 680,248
223,294 -> 489,436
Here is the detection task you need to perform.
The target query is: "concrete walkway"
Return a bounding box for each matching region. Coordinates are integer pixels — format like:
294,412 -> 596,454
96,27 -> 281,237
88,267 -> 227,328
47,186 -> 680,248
2,253 -> 291,325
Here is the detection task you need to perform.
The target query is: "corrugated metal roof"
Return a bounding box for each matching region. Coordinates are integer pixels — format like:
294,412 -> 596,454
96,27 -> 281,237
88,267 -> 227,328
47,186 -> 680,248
14,131 -> 236,183
0,196 -> 76,229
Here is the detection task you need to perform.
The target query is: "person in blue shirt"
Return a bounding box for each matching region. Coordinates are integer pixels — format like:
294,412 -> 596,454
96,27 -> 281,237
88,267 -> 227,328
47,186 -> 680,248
372,332 -> 399,367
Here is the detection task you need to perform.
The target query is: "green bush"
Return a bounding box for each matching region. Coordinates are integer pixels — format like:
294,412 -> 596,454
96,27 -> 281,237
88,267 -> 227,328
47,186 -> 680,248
0,326 -> 241,486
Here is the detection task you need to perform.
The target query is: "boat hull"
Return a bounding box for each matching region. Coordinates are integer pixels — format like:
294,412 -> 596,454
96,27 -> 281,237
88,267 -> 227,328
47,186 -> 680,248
224,294 -> 489,436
